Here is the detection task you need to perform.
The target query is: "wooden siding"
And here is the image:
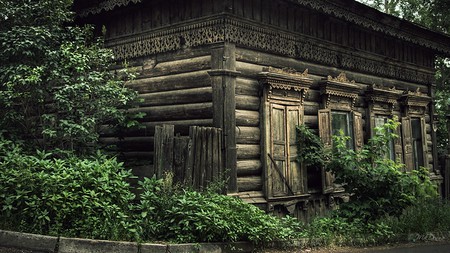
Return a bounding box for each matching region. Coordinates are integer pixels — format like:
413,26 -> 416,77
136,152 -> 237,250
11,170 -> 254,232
100,49 -> 213,179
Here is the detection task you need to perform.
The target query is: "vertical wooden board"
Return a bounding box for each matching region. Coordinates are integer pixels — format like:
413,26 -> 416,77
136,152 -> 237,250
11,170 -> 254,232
233,0 -> 244,16
200,128 -> 208,189
287,4 -> 295,31
211,128 -> 220,182
303,9 -> 310,35
202,0 -> 214,16
252,0 -> 261,21
152,2 -> 162,28
318,109 -> 332,146
154,125 -> 175,179
288,107 -> 305,194
352,111 -> 364,151
261,0 -> 270,24
192,0 -> 201,18
173,136 -> 191,184
186,127 -> 195,186
402,117 -> 414,172
206,128 -> 213,186
421,117 -> 429,168
243,0 -> 253,19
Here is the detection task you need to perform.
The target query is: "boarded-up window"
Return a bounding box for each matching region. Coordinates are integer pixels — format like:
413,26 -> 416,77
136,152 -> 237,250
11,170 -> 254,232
402,116 -> 428,171
269,104 -> 306,197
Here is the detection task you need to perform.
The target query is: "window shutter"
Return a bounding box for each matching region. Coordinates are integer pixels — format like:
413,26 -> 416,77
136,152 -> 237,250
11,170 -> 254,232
401,117 -> 414,172
270,104 -> 288,196
394,123 -> 403,163
287,106 -> 306,194
352,111 -> 364,151
421,117 -> 429,168
318,109 -> 332,147
318,109 -> 334,193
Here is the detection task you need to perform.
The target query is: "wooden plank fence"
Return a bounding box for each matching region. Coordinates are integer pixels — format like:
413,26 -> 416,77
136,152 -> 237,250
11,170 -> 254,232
153,125 -> 224,190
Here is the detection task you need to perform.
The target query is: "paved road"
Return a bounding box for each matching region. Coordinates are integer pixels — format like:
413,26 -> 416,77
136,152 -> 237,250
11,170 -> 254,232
367,242 -> 450,253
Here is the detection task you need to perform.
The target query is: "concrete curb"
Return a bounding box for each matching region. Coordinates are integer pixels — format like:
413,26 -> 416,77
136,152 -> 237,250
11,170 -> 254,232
0,230 -> 254,253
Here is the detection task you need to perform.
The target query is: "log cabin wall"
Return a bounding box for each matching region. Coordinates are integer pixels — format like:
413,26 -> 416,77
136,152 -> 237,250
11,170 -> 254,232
74,0 -> 450,219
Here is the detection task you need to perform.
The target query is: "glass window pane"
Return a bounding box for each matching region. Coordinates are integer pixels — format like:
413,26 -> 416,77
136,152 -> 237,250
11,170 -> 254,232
332,111 -> 354,149
411,118 -> 424,169
375,116 -> 395,160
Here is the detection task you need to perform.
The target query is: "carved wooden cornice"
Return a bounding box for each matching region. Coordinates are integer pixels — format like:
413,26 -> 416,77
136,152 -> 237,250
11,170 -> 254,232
320,73 -> 362,109
400,88 -> 432,109
105,16 -> 435,84
366,84 -> 403,108
258,67 -> 313,105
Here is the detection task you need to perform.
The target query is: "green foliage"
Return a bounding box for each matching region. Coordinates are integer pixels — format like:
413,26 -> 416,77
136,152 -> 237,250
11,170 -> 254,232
296,125 -> 326,168
385,199 -> 450,236
300,216 -> 394,247
328,118 -> 437,220
0,0 -> 141,155
0,136 -> 138,240
136,176 -> 299,244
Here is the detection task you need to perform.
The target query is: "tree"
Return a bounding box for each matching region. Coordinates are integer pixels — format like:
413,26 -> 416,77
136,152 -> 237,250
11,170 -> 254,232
0,0 -> 141,155
357,0 -> 450,156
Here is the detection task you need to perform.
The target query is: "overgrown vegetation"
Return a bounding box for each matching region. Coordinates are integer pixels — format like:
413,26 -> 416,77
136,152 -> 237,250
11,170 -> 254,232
0,135 -> 300,244
0,0 -> 142,156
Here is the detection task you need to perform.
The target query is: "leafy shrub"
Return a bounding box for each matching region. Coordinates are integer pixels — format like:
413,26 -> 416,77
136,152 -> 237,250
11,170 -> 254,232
298,119 -> 437,221
385,199 -> 450,236
137,176 -> 299,244
0,137 -> 138,240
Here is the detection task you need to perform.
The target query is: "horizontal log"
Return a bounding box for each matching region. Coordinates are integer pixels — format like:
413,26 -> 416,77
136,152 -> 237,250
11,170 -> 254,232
142,55 -> 211,77
237,176 -> 263,192
121,151 -> 153,160
236,77 -> 261,96
100,136 -> 154,151
128,70 -> 211,93
237,144 -> 261,159
236,126 -> 260,144
133,102 -> 213,121
236,47 -> 430,92
237,160 -> 262,176
304,101 -> 320,115
139,87 -> 212,106
236,110 -> 260,127
236,95 -> 260,111
305,89 -> 321,103
155,47 -> 212,63
304,115 -> 318,128
236,61 -> 266,79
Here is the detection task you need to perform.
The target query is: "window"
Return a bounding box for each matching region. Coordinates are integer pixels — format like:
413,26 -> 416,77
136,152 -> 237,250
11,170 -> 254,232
374,116 -> 395,161
269,104 -> 305,197
401,116 -> 428,171
259,67 -> 312,199
332,111 -> 354,150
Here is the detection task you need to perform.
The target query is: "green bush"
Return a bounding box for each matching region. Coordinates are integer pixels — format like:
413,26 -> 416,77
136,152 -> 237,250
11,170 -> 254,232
137,176 -> 299,244
0,137 -> 138,240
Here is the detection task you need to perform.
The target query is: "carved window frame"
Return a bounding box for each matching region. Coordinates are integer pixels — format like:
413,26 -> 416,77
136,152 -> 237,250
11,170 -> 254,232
366,84 -> 403,161
259,67 -> 313,200
318,73 -> 363,194
400,90 -> 431,171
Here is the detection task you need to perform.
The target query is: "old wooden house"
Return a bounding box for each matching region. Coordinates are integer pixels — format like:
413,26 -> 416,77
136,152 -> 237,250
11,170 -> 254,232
74,0 -> 450,219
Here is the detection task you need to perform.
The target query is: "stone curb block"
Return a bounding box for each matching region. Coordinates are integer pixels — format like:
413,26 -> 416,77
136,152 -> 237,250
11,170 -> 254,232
0,229 -> 254,253
58,237 -> 138,253
0,229 -> 57,252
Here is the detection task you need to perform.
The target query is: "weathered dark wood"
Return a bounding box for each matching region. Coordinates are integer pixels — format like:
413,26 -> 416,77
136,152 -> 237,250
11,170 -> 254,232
142,56 -> 211,77
173,136 -> 191,184
236,95 -> 260,110
135,102 -> 213,121
237,144 -> 260,159
236,126 -> 260,144
153,125 -> 174,178
139,87 -> 212,106
236,110 -> 260,127
237,176 -> 263,192
237,159 -> 262,176
129,71 -> 211,93
236,77 -> 260,96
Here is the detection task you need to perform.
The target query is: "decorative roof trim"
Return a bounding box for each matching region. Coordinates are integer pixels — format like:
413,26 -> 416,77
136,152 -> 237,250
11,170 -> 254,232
400,88 -> 432,109
287,0 -> 450,54
105,16 -> 435,84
